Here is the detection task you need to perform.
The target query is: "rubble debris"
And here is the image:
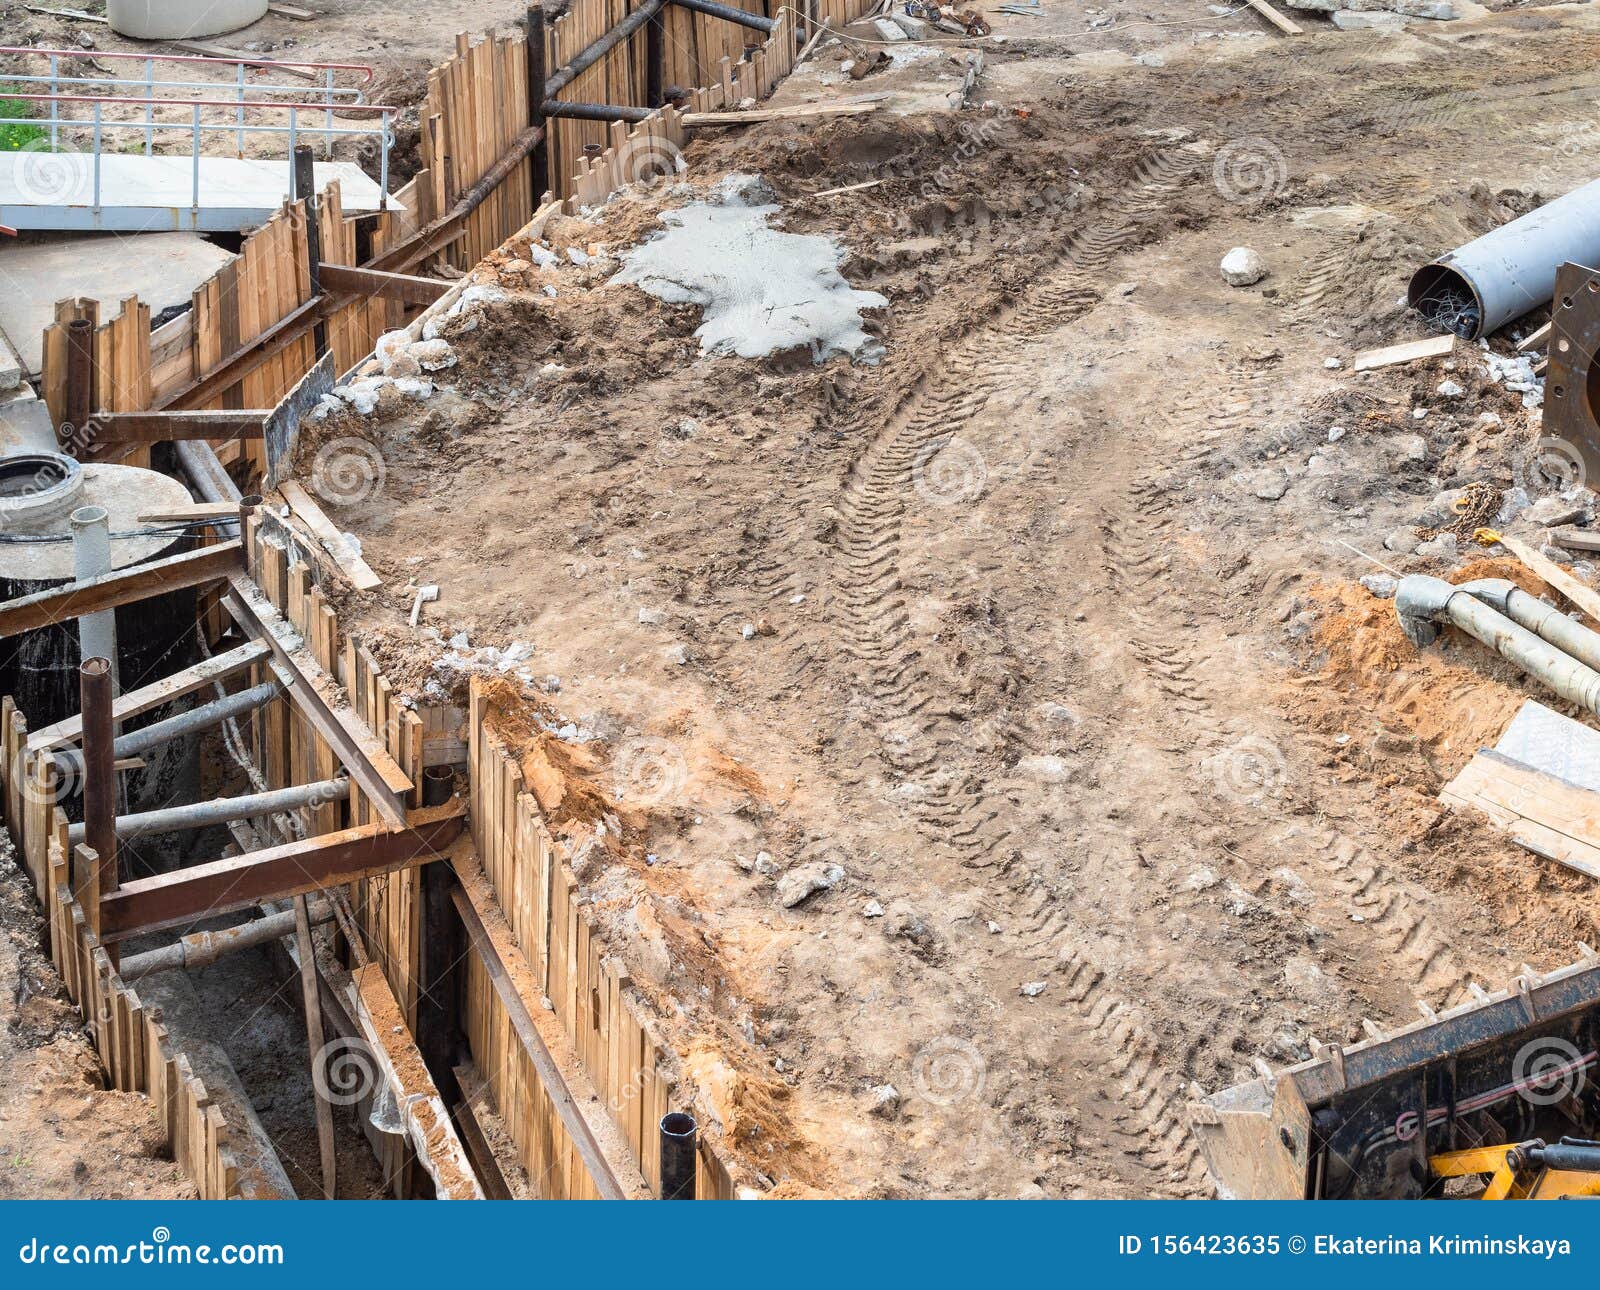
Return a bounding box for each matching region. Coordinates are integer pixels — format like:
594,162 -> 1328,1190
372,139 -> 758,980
776,861 -> 845,908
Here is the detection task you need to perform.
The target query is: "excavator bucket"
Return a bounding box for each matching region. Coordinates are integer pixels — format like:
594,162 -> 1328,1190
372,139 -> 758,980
1188,952 -> 1600,1198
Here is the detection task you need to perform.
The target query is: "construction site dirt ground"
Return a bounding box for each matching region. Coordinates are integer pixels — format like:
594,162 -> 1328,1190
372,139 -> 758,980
299,0 -> 1600,1198
11,0 -> 1600,1203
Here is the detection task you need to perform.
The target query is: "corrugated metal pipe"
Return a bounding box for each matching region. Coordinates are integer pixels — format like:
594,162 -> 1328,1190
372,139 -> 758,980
1395,575 -> 1600,713
1408,176 -> 1600,339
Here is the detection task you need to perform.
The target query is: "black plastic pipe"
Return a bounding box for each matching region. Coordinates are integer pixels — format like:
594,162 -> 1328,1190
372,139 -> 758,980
673,0 -> 779,33
659,1111 -> 697,1200
542,99 -> 655,125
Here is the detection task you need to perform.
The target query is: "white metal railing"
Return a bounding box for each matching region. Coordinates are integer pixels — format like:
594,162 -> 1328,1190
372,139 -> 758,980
0,46 -> 377,158
0,91 -> 396,217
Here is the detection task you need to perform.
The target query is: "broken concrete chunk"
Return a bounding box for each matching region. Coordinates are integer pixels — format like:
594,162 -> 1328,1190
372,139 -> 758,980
1526,496 -> 1588,528
1019,980 -> 1048,997
1249,467 -> 1289,501
776,861 -> 845,908
1220,246 -> 1266,287
873,16 -> 908,40
1331,9 -> 1409,27
1359,573 -> 1397,599
889,11 -> 931,36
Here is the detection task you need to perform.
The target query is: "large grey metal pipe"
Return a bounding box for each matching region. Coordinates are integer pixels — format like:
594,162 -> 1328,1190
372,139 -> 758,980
68,776 -> 349,844
1396,575 -> 1600,714
672,0 -> 779,33
1409,176 -> 1600,339
542,99 -> 655,124
56,681 -> 282,774
543,0 -> 771,100
545,0 -> 668,99
1455,579 -> 1600,676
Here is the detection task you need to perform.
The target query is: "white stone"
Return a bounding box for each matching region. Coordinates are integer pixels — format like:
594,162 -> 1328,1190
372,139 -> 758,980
1020,980 -> 1048,997
873,17 -> 908,40
1220,246 -> 1266,287
776,861 -> 844,908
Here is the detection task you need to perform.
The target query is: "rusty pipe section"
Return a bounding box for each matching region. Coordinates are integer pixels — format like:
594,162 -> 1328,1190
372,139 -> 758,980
119,899 -> 335,981
56,681 -> 282,775
79,657 -> 118,891
1396,575 -> 1600,714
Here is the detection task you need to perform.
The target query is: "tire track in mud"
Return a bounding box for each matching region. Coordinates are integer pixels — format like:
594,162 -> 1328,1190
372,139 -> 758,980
820,143 -> 1218,1198
1096,356 -> 1477,1007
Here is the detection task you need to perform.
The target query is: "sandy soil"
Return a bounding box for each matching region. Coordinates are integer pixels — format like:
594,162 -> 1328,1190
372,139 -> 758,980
293,0 -> 1600,1197
0,840 -> 194,1200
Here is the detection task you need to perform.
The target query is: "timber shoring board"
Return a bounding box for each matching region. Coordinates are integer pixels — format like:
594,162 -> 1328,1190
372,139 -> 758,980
1442,748 -> 1600,880
0,540 -> 243,638
450,864 -> 640,1200
350,962 -> 484,1199
223,569 -> 412,827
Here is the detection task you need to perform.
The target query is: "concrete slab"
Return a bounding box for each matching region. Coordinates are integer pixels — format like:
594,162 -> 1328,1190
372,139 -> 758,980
0,385 -> 57,457
0,231 -> 235,374
0,155 -> 399,234
1496,700 -> 1600,793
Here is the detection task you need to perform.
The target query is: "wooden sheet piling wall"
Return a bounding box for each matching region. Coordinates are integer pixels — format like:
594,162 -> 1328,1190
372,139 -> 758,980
0,715 -> 253,1199
544,0 -> 800,206
419,32 -> 537,273
465,677 -> 741,1199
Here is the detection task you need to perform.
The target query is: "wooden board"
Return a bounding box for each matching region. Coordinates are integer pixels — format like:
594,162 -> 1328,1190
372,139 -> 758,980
1498,533 -> 1600,626
1442,748 -> 1600,880
1243,0 -> 1302,34
0,541 -> 243,637
278,481 -> 383,591
98,803 -> 465,941
1351,334 -> 1455,372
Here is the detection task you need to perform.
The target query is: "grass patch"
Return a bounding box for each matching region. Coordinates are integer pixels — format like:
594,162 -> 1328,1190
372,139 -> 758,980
0,89 -> 46,151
